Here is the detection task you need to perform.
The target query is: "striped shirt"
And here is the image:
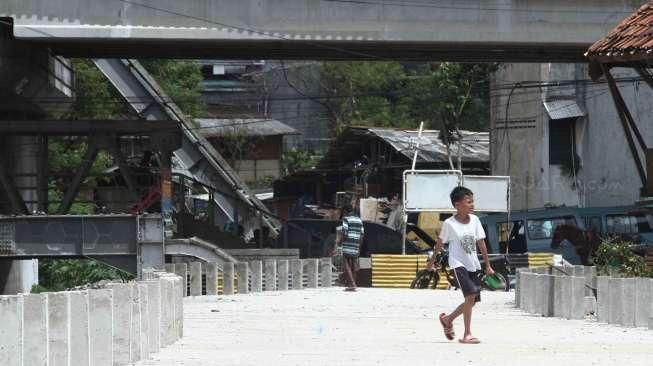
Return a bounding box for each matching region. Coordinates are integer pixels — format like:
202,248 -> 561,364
342,216 -> 364,257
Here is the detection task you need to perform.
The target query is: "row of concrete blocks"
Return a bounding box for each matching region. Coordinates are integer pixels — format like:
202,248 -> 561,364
0,272 -> 183,366
166,257 -> 333,296
516,266 -> 653,329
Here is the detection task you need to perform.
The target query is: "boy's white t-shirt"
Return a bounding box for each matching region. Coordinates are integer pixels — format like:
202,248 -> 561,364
439,214 -> 486,271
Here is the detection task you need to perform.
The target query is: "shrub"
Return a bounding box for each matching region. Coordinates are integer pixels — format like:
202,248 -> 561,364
592,238 -> 650,277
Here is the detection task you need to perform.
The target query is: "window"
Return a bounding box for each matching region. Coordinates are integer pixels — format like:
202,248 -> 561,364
527,216 -> 577,240
584,216 -> 602,232
497,220 -> 527,253
606,214 -> 653,234
549,118 -> 576,165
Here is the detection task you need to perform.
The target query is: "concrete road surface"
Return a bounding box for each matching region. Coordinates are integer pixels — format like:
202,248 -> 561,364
135,288 -> 653,366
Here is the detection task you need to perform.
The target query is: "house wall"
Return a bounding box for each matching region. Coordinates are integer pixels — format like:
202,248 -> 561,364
491,63 -> 653,210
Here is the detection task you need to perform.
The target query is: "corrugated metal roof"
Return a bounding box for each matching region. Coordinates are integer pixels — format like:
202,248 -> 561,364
543,100 -> 586,120
195,118 -> 299,138
367,128 -> 489,163
586,1 -> 653,62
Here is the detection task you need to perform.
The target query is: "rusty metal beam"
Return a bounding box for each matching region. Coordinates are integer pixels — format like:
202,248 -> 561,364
57,140 -> 99,214
603,64 -> 647,187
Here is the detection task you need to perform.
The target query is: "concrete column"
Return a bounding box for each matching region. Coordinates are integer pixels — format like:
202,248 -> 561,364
560,276 -> 572,319
570,276 -> 586,320
583,296 -> 597,316
277,260 -> 289,291
69,291 -> 90,366
305,259 -> 319,289
89,289 -> 113,366
47,292 -> 69,366
264,260 -> 277,291
174,263 -> 188,297
635,278 -> 652,327
190,262 -> 202,296
515,268 -> 529,309
164,263 -> 175,274
520,272 -> 530,312
138,284 -> 150,361
539,275 -> 554,317
129,283 -> 141,363
0,296 -> 22,366
108,283 -> 131,365
597,276 -> 610,323
291,259 -> 303,290
608,278 -> 623,325
552,265 -> 567,276
22,294 -> 47,366
205,262 -> 218,295
572,265 -> 585,277
250,261 -> 263,292
525,273 -> 536,314
236,262 -> 249,294
223,263 -> 235,295
144,280 -> 161,353
320,258 -> 333,287
621,278 -> 636,327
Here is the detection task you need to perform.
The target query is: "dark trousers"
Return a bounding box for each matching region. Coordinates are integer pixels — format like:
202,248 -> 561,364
343,255 -> 358,288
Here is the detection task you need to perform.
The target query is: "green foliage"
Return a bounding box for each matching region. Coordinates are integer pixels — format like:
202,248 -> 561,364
593,238 -> 651,277
282,148 -> 320,175
34,259 -> 133,293
68,59 -> 127,119
318,61 -> 496,135
140,59 -> 206,118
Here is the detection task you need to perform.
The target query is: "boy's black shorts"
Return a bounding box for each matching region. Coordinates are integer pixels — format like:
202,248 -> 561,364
453,267 -> 481,303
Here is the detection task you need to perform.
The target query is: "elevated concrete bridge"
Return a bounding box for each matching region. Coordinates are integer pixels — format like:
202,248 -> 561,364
1,0 -> 644,61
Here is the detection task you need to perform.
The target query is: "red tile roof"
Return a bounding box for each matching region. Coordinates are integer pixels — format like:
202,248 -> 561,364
586,1 -> 653,62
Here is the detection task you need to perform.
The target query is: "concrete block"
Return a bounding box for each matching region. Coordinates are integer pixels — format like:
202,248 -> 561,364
174,263 -> 188,297
138,284 -> 150,361
0,296 -> 22,366
584,266 -> 596,297
527,273 -> 537,314
130,283 -> 142,363
534,274 -> 544,315
570,276 -> 586,320
305,259 -> 319,289
205,262 -> 218,295
621,278 -> 636,327
291,259 -> 303,290
173,276 -> 184,340
190,262 -> 202,296
22,294 -> 47,366
277,260 -> 289,291
236,262 -> 249,294
47,292 -> 69,366
320,258 -> 333,287
609,278 -> 623,325
264,260 -> 277,291
89,289 -> 113,366
553,276 -> 564,318
514,268 -> 521,308
223,262 -> 235,295
108,283 -> 131,365
144,280 -> 161,353
560,276 -> 572,319
520,272 -> 531,312
552,265 -> 567,276
540,275 -> 554,317
250,261 -> 263,292
597,276 -> 610,323
69,291 -> 90,366
572,265 -> 585,278
164,263 -> 175,274
635,278 -> 652,327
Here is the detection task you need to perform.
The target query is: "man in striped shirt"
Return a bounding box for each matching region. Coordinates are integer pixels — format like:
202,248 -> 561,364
339,205 -> 364,292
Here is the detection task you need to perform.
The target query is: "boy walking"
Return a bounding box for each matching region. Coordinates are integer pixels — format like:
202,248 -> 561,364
338,205 -> 364,292
427,186 -> 494,344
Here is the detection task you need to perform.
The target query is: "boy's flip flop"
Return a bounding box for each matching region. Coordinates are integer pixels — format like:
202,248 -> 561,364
438,313 -> 454,340
458,337 -> 481,344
